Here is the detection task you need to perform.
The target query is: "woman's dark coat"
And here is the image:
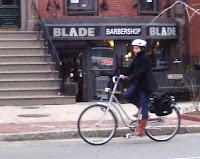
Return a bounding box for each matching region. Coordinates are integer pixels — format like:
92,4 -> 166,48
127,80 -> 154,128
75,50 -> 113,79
125,50 -> 158,93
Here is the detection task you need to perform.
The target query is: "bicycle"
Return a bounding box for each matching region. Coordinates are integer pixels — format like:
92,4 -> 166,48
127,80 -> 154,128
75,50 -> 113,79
78,75 -> 180,145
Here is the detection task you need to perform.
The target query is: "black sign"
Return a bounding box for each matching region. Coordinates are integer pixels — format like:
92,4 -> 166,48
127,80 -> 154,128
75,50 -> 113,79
106,26 -> 142,36
49,26 -> 100,37
147,26 -> 177,37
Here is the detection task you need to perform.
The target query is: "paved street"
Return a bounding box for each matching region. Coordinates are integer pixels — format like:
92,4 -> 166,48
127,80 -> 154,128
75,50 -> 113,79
0,134 -> 200,159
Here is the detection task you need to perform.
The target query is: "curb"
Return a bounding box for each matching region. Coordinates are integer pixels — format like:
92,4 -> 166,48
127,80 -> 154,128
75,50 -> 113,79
181,114 -> 200,122
0,126 -> 200,142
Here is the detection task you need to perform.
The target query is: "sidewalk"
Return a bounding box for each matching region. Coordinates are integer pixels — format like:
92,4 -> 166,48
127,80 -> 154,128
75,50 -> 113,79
0,102 -> 199,141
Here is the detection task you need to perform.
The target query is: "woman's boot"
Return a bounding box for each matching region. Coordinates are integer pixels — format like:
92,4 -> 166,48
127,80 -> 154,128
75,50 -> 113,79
131,120 -> 147,136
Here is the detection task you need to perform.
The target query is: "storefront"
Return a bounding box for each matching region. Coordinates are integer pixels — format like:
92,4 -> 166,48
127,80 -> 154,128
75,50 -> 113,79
45,17 -> 178,101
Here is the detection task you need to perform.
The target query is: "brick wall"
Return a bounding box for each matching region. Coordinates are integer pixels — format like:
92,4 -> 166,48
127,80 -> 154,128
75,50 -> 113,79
188,0 -> 200,56
38,0 -> 169,18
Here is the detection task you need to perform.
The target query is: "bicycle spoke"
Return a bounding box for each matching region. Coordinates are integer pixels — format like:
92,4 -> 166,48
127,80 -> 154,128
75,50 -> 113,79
78,104 -> 117,145
145,106 -> 180,141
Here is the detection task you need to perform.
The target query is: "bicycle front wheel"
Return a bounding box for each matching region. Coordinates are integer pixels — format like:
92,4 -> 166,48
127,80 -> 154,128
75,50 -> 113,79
145,106 -> 180,142
78,104 -> 117,145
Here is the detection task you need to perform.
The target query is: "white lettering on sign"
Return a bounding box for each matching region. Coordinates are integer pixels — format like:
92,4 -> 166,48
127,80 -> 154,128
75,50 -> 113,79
53,28 -> 62,37
69,28 -> 78,37
62,28 -> 68,36
88,28 -> 95,36
79,28 -> 87,37
167,74 -> 183,80
53,27 -> 96,37
149,27 -> 177,36
106,27 -> 141,36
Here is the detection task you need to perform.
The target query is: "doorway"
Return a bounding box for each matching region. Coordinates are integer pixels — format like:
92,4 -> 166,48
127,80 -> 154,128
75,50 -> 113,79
61,52 -> 84,102
91,47 -> 114,101
0,0 -> 21,28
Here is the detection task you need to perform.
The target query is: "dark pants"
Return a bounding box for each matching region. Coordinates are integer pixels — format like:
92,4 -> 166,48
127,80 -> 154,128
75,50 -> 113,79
124,84 -> 151,120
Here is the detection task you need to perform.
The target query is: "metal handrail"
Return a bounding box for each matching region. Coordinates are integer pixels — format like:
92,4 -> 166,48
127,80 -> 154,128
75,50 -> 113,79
32,1 -> 62,94
32,1 -> 62,68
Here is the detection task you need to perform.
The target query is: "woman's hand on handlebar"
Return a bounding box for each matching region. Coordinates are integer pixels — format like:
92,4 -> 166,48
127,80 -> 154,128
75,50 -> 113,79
120,75 -> 129,80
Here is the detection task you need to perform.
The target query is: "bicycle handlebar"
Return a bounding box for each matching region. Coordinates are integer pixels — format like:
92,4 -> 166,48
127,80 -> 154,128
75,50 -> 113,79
112,75 -> 126,84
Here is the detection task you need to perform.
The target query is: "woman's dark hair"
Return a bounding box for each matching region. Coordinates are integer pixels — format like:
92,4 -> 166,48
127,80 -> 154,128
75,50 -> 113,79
139,46 -> 145,52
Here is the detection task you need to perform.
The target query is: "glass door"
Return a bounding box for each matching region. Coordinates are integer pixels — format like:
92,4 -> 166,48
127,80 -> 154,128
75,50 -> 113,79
91,47 -> 114,100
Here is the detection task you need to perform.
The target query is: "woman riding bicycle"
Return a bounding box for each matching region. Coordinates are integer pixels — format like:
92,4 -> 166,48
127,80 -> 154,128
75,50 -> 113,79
123,39 -> 158,137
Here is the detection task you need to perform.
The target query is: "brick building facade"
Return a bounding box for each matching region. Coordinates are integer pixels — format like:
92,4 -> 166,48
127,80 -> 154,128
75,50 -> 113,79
188,0 -> 200,56
0,0 -> 198,102
37,0 -> 199,59
34,0 -> 200,101
38,0 -> 169,18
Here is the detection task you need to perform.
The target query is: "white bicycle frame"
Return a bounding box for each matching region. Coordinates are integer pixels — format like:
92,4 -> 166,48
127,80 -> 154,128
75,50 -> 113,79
96,75 -> 141,129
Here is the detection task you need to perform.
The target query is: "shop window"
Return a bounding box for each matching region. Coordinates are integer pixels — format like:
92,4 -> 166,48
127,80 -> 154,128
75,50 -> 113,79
123,41 -> 134,67
65,0 -> 98,16
91,47 -> 114,71
91,47 -> 114,100
146,40 -> 169,71
139,0 -> 161,15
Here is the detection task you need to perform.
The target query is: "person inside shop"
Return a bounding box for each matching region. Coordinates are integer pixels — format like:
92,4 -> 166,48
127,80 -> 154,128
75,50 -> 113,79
122,39 -> 158,137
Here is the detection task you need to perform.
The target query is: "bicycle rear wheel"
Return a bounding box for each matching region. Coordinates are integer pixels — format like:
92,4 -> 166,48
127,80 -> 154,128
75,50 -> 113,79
145,106 -> 180,141
78,104 -> 117,145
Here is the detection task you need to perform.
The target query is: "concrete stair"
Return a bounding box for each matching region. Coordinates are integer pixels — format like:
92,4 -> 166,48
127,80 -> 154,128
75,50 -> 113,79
0,63 -> 52,71
0,87 -> 59,96
0,31 -> 75,106
0,47 -> 44,55
0,71 -> 59,79
0,96 -> 75,106
0,55 -> 51,63
0,39 -> 42,47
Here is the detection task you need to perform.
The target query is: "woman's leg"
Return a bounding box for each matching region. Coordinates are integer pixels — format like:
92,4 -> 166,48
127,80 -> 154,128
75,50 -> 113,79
129,92 -> 152,137
140,92 -> 152,120
124,84 -> 139,105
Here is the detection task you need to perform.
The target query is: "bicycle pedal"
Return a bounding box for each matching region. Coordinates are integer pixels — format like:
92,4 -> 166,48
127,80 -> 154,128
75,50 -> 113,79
125,133 -> 136,139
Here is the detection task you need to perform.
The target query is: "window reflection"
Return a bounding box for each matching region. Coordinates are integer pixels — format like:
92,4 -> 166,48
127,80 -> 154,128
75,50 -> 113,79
124,40 -> 169,71
147,40 -> 169,71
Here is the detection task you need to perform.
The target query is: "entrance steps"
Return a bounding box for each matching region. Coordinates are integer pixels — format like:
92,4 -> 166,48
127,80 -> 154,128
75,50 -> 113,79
0,96 -> 75,106
0,31 -> 75,106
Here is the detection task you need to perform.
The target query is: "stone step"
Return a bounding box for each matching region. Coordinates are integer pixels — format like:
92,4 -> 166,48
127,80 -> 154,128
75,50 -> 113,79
0,55 -> 51,63
0,71 -> 59,79
0,62 -> 52,71
0,31 -> 69,106
0,39 -> 43,47
0,95 -> 76,106
0,31 -> 37,40
0,46 -> 44,55
0,79 -> 60,88
0,87 -> 59,96
0,47 -> 44,55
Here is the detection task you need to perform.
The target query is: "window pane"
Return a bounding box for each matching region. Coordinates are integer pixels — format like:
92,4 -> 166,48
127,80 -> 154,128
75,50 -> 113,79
140,0 -> 155,12
2,0 -> 15,5
146,40 -> 169,70
91,48 -> 114,70
67,0 -> 95,11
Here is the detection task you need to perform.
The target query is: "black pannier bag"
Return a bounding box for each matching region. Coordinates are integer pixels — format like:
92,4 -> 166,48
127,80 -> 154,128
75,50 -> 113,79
148,93 -> 173,116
